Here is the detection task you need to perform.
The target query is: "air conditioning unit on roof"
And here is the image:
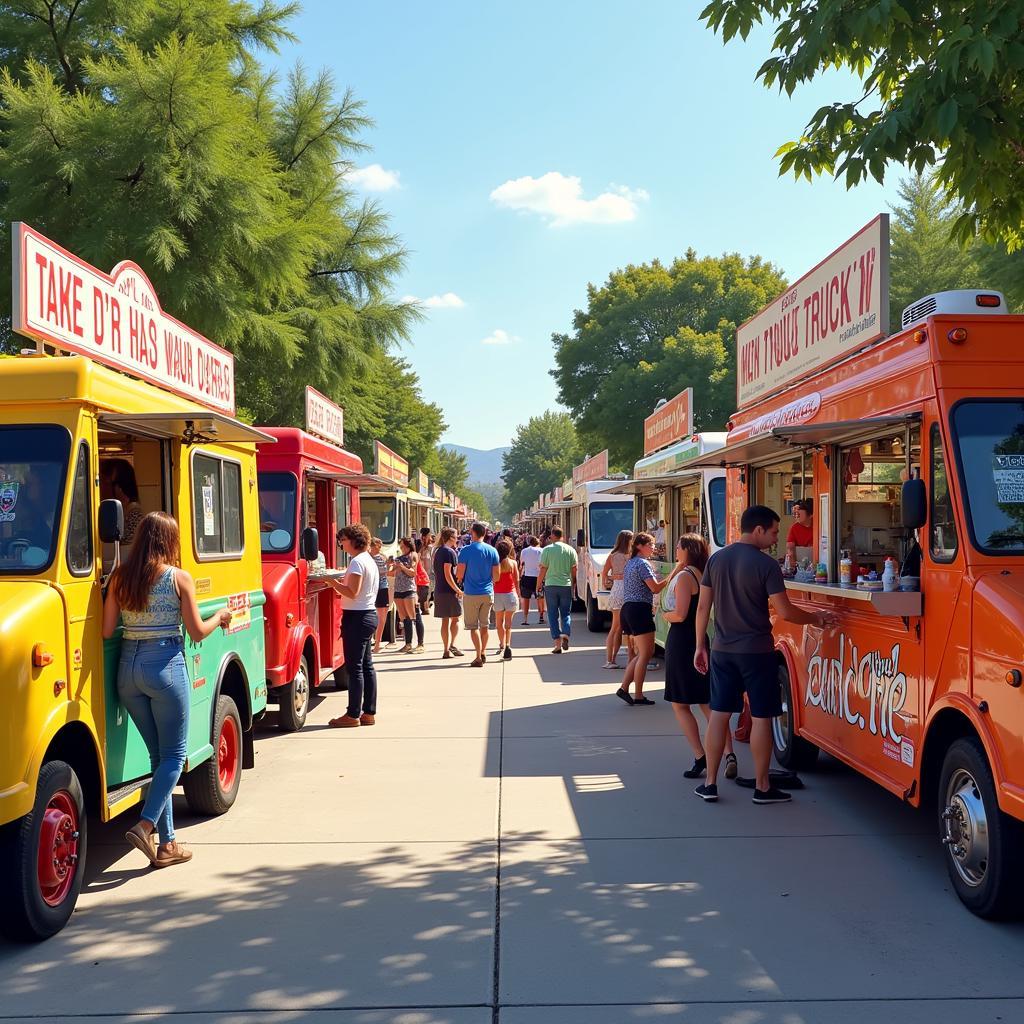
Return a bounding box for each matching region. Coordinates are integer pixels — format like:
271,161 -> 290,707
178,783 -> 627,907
901,289 -> 1007,330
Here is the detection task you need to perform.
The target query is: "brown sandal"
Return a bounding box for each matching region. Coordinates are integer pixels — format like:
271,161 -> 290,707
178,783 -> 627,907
154,841 -> 193,868
125,823 -> 158,865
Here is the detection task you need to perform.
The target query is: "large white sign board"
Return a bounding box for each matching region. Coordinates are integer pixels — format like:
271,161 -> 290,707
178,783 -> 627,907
304,386 -> 344,447
736,215 -> 889,409
12,223 -> 235,415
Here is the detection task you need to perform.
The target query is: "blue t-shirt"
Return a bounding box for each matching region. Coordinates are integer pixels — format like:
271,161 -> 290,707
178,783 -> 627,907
623,556 -> 656,604
458,541 -> 499,596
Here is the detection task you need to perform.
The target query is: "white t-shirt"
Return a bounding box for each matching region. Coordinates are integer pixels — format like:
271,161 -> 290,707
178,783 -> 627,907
520,545 -> 543,578
341,551 -> 379,610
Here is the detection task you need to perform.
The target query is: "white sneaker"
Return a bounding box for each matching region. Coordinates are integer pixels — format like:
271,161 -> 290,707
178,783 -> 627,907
602,661 -> 619,670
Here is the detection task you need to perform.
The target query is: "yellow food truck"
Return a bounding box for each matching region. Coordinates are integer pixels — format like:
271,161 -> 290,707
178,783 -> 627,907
0,224 -> 270,940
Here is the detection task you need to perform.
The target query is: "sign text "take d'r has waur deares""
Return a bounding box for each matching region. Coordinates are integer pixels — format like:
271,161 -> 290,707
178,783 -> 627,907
736,216 -> 890,410
12,223 -> 235,416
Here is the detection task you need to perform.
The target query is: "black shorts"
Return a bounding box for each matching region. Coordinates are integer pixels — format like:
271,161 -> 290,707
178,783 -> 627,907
620,600 -> 655,636
417,584 -> 431,603
520,575 -> 538,599
709,651 -> 781,719
375,588 -> 390,609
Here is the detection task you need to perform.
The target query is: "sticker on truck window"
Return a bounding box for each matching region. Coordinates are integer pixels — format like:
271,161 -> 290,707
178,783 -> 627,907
224,592 -> 251,634
0,480 -> 19,523
202,484 -> 215,535
993,455 -> 1024,503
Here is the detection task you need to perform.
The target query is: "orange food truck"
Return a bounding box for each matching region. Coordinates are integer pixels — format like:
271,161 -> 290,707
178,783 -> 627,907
687,214 -> 1024,917
256,388 -> 387,730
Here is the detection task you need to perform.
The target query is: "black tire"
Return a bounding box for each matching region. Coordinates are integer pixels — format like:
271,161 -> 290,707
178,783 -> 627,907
938,737 -> 1024,919
183,695 -> 243,816
586,589 -> 603,632
278,654 -> 310,732
0,760 -> 87,941
771,664 -> 819,771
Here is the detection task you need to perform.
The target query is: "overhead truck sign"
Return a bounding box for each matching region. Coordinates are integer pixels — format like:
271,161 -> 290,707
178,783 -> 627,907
305,386 -> 344,447
736,215 -> 889,409
644,388 -> 693,455
12,222 -> 235,415
374,441 -> 409,487
572,450 -> 609,487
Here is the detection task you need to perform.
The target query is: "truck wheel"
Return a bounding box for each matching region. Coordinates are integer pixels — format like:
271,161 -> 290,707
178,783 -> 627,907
771,664 -> 819,771
0,760 -> 86,941
938,737 -> 1024,918
586,589 -> 603,632
183,696 -> 243,816
278,654 -> 310,732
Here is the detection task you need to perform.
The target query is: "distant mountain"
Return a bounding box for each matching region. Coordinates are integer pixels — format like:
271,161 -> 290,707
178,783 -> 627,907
441,444 -> 510,485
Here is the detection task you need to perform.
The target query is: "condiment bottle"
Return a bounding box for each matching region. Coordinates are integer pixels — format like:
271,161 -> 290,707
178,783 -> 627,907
815,561 -> 828,583
840,550 -> 852,587
882,557 -> 898,592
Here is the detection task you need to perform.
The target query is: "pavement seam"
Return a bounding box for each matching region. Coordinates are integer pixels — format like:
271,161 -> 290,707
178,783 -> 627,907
491,645 -> 506,1024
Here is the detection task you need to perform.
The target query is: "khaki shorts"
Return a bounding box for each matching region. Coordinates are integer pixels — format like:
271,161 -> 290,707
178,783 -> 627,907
463,593 -> 494,631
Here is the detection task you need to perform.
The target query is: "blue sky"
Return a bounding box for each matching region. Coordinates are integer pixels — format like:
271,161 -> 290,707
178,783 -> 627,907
268,1 -> 901,451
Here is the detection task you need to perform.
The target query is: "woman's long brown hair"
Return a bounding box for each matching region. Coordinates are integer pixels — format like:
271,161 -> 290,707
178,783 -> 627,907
113,511 -> 181,612
610,529 -> 634,556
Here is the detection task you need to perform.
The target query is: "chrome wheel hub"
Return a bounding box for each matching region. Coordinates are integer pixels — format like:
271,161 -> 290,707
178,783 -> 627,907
943,768 -> 989,887
293,664 -> 309,716
772,690 -> 789,750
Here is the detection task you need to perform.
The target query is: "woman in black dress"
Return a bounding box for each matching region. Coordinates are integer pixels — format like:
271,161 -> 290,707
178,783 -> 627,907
664,534 -> 737,780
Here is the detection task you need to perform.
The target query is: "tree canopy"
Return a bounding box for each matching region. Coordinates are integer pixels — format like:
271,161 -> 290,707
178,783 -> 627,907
699,1 -> 1024,248
0,0 -> 424,453
501,411 -> 583,516
550,252 -> 786,467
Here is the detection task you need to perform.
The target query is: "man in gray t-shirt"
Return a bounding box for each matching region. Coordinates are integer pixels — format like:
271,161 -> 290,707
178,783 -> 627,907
693,505 -> 837,805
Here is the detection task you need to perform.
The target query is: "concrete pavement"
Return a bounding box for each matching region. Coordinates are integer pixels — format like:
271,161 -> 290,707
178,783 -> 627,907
3,613 -> 1024,1023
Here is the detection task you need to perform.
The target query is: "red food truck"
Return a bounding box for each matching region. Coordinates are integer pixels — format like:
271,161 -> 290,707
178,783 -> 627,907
256,389 -> 382,730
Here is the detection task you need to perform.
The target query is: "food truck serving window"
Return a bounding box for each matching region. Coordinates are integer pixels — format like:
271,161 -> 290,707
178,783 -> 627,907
0,425 -> 70,575
589,501 -> 633,549
953,400 -> 1024,553
192,452 -> 243,558
838,427 -> 919,575
362,496 -> 397,544
753,454 -> 811,559
258,472 -> 297,553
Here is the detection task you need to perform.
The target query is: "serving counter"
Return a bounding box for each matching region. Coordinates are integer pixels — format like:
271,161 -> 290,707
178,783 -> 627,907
783,579 -> 922,617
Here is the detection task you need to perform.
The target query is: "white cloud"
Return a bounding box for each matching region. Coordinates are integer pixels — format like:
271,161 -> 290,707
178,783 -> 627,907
401,292 -> 466,309
489,171 -> 648,227
480,328 -> 519,346
347,163 -> 401,192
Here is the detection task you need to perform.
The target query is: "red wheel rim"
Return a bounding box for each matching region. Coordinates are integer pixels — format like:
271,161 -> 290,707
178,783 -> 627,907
217,714 -> 239,793
37,791 -> 79,907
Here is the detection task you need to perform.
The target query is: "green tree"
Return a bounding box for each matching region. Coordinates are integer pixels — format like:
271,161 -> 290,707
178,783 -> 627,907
888,174 -> 980,332
501,411 -> 583,516
699,1 -> 1024,247
551,252 -> 786,467
469,480 -> 510,524
0,0 -> 418,422
428,447 -> 470,493
460,486 -> 491,523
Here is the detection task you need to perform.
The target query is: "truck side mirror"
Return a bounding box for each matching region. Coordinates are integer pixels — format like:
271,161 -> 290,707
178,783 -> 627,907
99,499 -> 124,544
576,529 -> 585,548
300,526 -> 319,562
901,479 -> 927,531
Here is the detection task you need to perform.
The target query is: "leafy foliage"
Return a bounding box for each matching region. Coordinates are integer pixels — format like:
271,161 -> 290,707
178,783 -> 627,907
501,411 -> 583,516
699,1 -> 1024,248
550,252 -> 786,466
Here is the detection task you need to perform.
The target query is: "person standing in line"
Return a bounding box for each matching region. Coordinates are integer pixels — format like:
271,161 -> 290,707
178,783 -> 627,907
103,512 -> 233,868
369,537 -> 390,654
327,524 -> 381,728
518,535 -> 544,625
664,534 -> 737,780
456,522 -> 500,667
693,505 -> 838,804
615,532 -> 671,704
433,527 -> 465,658
536,526 -> 578,654
600,529 -> 632,669
392,537 -> 424,653
420,528 -> 436,611
415,534 -> 432,615
493,539 -> 521,660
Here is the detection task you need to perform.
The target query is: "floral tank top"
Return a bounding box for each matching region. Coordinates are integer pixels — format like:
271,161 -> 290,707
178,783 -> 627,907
121,566 -> 182,640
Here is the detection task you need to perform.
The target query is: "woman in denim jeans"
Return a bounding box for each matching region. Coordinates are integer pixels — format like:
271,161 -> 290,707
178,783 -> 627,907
102,512 -> 231,868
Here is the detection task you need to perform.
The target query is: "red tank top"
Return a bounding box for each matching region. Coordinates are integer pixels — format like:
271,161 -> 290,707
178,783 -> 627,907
415,556 -> 429,586
494,562 -> 516,594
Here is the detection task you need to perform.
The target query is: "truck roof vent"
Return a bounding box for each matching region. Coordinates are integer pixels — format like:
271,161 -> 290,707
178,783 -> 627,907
902,289 -> 1007,329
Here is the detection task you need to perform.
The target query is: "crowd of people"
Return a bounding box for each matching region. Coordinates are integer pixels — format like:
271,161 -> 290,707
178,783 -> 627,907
109,503 -> 836,871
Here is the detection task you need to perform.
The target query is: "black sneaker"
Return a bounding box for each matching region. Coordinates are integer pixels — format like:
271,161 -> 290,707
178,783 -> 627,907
694,784 -> 718,802
503,646 -> 512,660
752,786 -> 792,805
683,756 -> 707,779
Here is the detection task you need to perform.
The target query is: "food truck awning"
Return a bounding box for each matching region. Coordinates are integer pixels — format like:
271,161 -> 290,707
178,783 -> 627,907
100,412 -> 276,445
602,472 -> 700,495
544,499 -> 574,510
407,491 -> 437,505
682,414 -> 920,470
337,472 -> 406,490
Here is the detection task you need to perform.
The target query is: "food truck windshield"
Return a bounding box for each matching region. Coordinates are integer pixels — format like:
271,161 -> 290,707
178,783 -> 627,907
589,500 -> 633,549
0,425 -> 70,574
953,399 -> 1024,553
258,471 -> 298,553
362,495 -> 398,544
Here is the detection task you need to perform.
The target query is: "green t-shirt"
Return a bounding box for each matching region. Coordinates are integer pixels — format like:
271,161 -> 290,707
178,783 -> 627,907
539,541 -> 578,587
